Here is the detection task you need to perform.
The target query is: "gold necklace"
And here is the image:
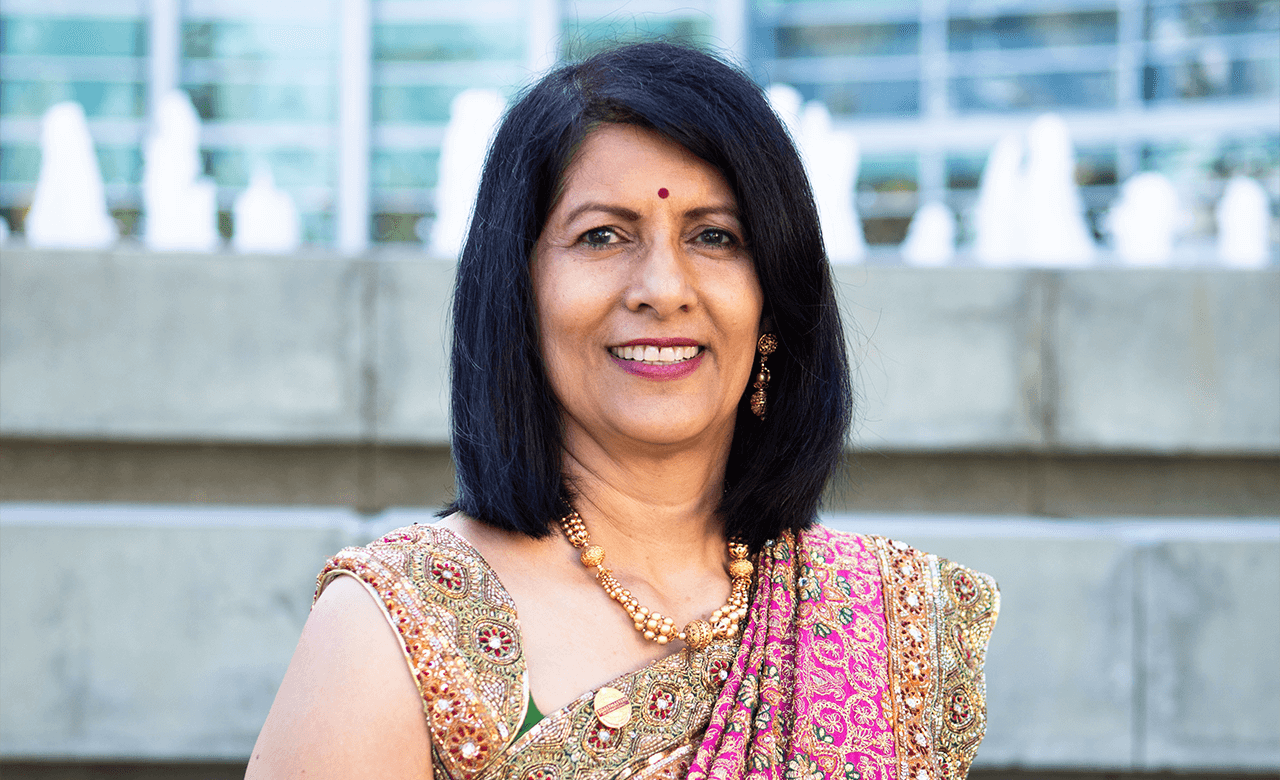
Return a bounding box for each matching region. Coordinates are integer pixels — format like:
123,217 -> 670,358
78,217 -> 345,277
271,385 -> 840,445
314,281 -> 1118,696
559,508 -> 753,651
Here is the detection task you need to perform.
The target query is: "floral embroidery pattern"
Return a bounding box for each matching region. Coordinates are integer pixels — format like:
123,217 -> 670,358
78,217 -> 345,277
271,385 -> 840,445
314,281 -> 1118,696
870,537 -> 999,780
646,687 -> 679,723
475,621 -> 518,664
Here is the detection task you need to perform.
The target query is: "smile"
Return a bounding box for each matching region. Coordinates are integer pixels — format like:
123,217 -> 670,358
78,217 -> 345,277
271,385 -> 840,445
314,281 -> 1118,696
609,345 -> 702,364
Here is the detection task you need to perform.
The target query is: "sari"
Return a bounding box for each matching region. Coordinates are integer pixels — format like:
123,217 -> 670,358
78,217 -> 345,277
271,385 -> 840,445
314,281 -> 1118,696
316,524 -> 998,780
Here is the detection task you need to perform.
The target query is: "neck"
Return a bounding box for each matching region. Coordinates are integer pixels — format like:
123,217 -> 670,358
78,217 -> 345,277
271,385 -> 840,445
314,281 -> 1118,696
559,429 -> 732,585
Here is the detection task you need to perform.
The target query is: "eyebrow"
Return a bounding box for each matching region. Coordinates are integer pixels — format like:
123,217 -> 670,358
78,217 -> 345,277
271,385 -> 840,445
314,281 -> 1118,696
561,203 -> 640,224
560,202 -> 741,225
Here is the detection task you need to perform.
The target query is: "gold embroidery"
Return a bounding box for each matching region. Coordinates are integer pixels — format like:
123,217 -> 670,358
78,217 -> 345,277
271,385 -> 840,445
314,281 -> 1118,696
317,525 -> 736,780
933,559 -> 999,779
870,537 -> 999,780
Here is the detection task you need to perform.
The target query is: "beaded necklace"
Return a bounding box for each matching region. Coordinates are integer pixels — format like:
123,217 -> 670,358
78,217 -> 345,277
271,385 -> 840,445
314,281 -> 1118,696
558,508 -> 753,651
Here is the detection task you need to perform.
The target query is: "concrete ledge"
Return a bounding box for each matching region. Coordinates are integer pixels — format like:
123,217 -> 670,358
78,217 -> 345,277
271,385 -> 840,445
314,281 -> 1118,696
2,249 -> 1277,454
1,504 -> 1276,769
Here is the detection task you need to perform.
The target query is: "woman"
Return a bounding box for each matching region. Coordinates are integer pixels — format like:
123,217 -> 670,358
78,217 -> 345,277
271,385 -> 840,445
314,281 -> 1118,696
248,42 -> 998,780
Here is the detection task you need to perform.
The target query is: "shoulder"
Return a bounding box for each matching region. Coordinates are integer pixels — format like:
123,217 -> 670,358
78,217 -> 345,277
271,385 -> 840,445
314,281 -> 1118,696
318,523 -> 530,777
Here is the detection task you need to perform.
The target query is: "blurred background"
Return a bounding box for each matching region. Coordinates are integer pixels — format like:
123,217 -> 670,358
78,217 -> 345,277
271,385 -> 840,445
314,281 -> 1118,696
1,0 -> 1278,777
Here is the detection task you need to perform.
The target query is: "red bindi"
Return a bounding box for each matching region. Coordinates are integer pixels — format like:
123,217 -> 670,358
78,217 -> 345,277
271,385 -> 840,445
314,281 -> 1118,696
658,187 -> 669,199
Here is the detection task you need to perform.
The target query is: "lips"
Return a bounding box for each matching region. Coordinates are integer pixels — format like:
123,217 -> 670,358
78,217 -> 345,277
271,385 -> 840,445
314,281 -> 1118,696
607,339 -> 705,380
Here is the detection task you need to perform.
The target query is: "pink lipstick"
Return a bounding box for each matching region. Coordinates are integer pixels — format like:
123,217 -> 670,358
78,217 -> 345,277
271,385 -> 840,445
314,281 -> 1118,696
608,338 -> 704,381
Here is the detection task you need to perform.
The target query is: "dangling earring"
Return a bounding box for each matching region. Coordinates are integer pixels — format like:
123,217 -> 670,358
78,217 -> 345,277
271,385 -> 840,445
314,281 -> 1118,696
750,333 -> 777,419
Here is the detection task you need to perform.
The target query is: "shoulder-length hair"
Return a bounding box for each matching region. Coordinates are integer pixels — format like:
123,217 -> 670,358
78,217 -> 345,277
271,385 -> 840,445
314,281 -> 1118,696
446,41 -> 852,549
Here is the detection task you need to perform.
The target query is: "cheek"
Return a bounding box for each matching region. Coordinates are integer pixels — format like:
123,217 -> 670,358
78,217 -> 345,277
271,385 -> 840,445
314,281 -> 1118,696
533,264 -> 610,373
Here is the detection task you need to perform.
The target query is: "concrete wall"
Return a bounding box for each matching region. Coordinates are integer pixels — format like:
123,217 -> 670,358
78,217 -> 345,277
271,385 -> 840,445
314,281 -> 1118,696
3,249 -> 1277,452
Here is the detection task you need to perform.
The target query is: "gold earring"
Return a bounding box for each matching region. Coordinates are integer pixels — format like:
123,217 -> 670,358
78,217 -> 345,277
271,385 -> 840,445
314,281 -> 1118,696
750,333 -> 777,419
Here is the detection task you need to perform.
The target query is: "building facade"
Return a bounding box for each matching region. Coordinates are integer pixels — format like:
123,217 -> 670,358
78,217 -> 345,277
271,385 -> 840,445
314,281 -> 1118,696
1,0 -> 1277,249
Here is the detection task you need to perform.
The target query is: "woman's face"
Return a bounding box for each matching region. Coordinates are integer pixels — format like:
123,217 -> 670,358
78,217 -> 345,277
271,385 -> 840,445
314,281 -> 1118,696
532,124 -> 764,453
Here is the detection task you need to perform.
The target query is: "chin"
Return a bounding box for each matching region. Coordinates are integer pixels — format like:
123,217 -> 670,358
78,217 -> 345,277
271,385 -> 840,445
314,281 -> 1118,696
608,409 -> 733,447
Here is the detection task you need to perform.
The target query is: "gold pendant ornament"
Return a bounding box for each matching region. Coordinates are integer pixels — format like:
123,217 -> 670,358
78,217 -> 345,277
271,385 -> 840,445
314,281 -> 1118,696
559,508 -> 753,652
593,686 -> 632,728
750,333 -> 777,419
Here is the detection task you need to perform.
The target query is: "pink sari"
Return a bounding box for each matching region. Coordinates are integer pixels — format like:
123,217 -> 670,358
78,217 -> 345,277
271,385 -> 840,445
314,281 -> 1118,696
689,527 -> 997,780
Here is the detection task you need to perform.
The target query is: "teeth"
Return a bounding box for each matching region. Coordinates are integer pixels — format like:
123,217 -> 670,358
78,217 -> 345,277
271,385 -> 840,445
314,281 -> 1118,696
610,345 -> 701,364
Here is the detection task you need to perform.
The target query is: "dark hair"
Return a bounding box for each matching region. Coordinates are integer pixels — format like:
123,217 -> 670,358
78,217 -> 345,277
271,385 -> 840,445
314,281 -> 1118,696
445,41 -> 852,549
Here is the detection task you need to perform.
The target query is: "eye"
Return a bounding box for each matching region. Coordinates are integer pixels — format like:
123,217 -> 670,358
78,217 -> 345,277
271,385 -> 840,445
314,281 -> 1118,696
579,227 -> 619,248
696,228 -> 738,248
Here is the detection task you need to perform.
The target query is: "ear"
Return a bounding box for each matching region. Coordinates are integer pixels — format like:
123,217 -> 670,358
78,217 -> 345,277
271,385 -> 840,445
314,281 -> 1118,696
758,315 -> 774,337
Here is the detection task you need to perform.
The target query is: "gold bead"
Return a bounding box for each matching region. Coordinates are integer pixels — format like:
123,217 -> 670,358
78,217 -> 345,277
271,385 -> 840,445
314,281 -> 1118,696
644,630 -> 655,640
656,635 -> 669,645
728,559 -> 754,579
684,620 -> 713,650
580,544 -> 605,567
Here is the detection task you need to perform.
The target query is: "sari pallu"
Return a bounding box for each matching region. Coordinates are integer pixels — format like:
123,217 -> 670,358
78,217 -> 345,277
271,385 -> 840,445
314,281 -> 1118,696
688,528 -> 998,780
316,525 -> 998,780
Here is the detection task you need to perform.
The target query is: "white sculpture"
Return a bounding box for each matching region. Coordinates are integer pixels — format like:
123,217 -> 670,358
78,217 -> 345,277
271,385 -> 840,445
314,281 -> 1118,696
768,85 -> 866,263
901,202 -> 956,267
143,90 -> 218,252
972,114 -> 1096,266
1216,176 -> 1272,269
430,89 -> 507,258
25,101 -> 118,249
233,164 -> 301,254
972,133 -> 1025,265
1106,172 -> 1180,266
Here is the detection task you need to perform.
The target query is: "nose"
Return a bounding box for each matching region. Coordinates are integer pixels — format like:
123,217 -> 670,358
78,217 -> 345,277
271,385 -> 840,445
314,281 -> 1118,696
624,236 -> 697,316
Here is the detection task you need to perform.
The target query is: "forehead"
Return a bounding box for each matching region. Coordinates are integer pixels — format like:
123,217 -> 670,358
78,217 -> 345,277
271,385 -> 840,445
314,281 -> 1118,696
556,124 -> 735,205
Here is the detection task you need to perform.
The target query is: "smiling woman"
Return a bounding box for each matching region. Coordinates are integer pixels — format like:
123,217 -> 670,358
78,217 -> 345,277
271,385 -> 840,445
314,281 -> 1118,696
246,42 -> 998,780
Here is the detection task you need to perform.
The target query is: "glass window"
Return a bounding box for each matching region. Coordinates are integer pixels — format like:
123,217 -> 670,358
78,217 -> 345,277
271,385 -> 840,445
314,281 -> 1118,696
1075,146 -> 1118,187
952,72 -> 1115,112
372,149 -> 441,190
374,22 -> 523,62
182,21 -> 334,60
0,144 -> 41,183
1,80 -> 146,118
1147,0 -> 1280,39
0,17 -> 146,57
374,84 -> 482,124
946,152 -> 987,190
1144,56 -> 1280,101
370,2 -> 529,244
949,12 -> 1118,51
858,154 -> 917,245
180,10 -> 338,245
775,22 -> 919,58
185,83 -> 334,123
794,79 -> 920,117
